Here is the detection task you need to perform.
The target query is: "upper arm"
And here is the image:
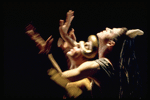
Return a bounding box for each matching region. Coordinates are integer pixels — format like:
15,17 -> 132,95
78,61 -> 100,77
61,61 -> 100,82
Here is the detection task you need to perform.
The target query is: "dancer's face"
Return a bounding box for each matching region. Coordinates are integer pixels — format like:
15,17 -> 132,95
96,27 -> 123,46
67,46 -> 82,58
67,27 -> 124,59
67,41 -> 91,59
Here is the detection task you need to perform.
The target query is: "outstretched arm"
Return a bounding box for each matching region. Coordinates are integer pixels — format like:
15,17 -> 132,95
25,24 -> 54,54
25,24 -> 63,73
61,61 -> 100,82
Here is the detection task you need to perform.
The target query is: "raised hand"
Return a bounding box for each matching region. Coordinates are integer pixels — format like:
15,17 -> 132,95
58,28 -> 76,50
38,35 -> 54,54
25,24 -> 54,54
59,10 -> 78,48
59,10 -> 74,36
25,24 -> 36,32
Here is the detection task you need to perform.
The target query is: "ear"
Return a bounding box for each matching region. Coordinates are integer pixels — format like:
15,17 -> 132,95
106,40 -> 115,47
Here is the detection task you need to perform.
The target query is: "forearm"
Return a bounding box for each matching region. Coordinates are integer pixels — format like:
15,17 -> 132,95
66,78 -> 92,91
60,30 -> 77,48
61,68 -> 82,82
48,68 -> 82,98
61,61 -> 99,82
48,54 -> 62,73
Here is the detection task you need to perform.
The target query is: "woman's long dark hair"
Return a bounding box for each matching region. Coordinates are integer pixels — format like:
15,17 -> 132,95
119,37 -> 142,98
107,28 -> 142,98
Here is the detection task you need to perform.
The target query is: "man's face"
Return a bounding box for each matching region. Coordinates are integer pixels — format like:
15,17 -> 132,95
67,46 -> 82,58
66,41 -> 91,59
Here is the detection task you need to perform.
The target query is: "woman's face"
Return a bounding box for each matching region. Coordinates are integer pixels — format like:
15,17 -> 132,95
67,27 -> 124,59
96,27 -> 123,45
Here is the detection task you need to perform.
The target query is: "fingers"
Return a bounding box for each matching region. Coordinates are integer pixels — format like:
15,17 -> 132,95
66,10 -> 74,26
38,49 -> 44,54
25,24 -> 37,37
25,24 -> 36,31
59,20 -> 64,26
25,30 -> 35,36
38,35 -> 53,54
69,28 -> 76,41
70,16 -> 74,23
66,10 -> 74,21
66,16 -> 74,27
68,28 -> 74,35
46,35 -> 54,47
57,38 -> 64,47
67,10 -> 74,15
48,38 -> 54,46
59,10 -> 74,35
46,35 -> 52,42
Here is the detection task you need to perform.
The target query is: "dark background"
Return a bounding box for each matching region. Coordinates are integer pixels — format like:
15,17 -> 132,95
4,2 -> 147,98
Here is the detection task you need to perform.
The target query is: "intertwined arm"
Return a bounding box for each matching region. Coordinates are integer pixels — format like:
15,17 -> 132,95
61,61 -> 100,82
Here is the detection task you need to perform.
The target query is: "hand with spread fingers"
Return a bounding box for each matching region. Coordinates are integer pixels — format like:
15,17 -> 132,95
57,28 -> 76,51
59,10 -> 74,35
25,24 -> 54,54
59,10 -> 78,48
38,35 -> 54,54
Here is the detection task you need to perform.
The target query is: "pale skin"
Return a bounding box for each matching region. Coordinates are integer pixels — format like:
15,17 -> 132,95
58,36 -> 92,91
27,10 -> 142,98
58,10 -> 92,91
59,10 -> 124,86
58,10 -> 122,92
61,27 -> 124,86
25,20 -> 92,92
26,10 -> 125,98
26,10 -> 124,91
59,10 -> 75,48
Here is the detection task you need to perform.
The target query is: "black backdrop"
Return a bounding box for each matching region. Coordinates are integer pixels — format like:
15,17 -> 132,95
4,2 -> 147,98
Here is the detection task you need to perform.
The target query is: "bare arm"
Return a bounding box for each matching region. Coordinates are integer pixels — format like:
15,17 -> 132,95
66,78 -> 92,91
25,24 -> 54,54
59,10 -> 78,48
61,61 -> 100,82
